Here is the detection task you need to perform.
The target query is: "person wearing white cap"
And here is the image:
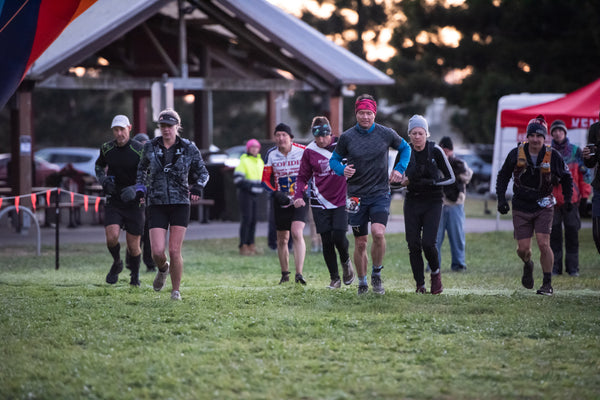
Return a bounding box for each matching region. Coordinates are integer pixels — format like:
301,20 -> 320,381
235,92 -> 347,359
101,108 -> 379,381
95,114 -> 145,287
401,115 -> 455,295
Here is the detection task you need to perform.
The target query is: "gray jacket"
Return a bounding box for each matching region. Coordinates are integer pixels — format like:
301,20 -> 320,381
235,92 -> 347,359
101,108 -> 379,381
137,136 -> 209,206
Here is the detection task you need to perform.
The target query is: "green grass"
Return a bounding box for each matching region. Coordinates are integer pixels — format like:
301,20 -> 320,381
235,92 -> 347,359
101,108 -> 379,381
1,229 -> 599,399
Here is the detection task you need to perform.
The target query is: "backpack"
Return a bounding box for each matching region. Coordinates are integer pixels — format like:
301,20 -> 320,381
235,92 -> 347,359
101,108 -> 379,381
513,142 -> 552,193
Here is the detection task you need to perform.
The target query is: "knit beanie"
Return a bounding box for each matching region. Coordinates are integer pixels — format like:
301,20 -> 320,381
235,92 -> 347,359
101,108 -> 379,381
526,114 -> 548,137
246,138 -> 261,152
408,115 -> 430,137
550,120 -> 568,136
274,123 -> 293,139
439,136 -> 453,150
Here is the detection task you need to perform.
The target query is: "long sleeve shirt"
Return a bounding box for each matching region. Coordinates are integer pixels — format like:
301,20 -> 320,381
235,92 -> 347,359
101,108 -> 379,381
294,139 -> 346,209
496,143 -> 572,213
329,123 -> 411,198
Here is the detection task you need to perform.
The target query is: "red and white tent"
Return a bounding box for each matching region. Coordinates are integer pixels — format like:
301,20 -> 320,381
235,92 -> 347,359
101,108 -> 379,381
501,78 -> 600,133
490,78 -> 600,195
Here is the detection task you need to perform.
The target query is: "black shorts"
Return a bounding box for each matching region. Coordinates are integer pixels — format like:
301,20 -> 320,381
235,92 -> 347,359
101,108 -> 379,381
104,204 -> 145,236
147,204 -> 191,229
274,203 -> 308,231
311,206 -> 348,234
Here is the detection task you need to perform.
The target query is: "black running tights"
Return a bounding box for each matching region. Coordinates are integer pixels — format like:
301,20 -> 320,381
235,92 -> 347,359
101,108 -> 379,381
320,229 -> 350,280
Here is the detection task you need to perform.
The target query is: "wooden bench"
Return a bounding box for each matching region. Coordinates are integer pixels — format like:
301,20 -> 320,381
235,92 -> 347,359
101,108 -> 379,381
191,198 -> 215,223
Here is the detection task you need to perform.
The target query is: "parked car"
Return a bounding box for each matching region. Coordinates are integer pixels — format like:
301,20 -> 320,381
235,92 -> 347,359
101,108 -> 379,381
0,153 -> 60,188
455,149 -> 492,194
35,147 -> 99,178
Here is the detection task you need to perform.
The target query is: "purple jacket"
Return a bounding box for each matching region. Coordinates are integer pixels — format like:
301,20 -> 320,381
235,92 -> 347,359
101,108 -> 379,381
294,139 -> 347,209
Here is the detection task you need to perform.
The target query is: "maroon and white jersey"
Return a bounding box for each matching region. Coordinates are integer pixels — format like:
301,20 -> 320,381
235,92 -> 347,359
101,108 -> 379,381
294,139 -> 347,209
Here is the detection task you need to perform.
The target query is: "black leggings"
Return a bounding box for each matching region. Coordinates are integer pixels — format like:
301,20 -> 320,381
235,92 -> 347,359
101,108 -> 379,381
404,197 -> 443,287
320,230 -> 350,280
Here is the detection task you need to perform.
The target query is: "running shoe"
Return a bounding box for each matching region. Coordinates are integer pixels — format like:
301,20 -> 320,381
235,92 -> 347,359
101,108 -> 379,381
536,283 -> 553,296
521,260 -> 534,289
279,271 -> 290,284
171,290 -> 182,300
106,260 -> 123,284
342,259 -> 355,285
327,279 -> 341,289
371,274 -> 385,295
357,284 -> 369,295
295,273 -> 307,285
153,262 -> 170,292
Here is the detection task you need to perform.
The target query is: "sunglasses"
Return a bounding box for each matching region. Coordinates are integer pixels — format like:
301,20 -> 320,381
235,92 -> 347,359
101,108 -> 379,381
312,124 -> 331,137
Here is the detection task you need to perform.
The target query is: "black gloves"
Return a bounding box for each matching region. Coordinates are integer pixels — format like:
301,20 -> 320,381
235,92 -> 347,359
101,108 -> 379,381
273,191 -> 291,206
563,202 -> 574,212
497,195 -> 510,215
189,184 -> 203,197
120,185 -> 137,203
134,184 -> 147,201
100,176 -> 116,195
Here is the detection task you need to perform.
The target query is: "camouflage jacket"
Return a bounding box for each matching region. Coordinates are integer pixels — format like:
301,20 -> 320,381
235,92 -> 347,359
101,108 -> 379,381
137,136 -> 209,206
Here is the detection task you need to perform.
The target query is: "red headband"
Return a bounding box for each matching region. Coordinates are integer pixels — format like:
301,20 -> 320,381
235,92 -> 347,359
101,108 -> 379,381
355,99 -> 377,114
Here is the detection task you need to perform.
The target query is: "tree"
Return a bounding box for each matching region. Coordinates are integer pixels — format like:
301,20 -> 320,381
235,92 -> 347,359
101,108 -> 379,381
384,0 -> 600,142
295,0 -> 600,143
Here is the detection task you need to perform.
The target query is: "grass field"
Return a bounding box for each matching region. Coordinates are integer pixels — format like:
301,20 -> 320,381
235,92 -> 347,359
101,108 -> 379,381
1,221 -> 599,399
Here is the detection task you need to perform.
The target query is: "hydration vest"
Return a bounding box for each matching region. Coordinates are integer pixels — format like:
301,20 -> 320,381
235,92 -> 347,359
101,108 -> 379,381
513,142 -> 552,194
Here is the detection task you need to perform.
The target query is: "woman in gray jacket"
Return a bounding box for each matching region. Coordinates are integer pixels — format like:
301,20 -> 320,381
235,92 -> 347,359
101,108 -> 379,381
136,108 -> 209,300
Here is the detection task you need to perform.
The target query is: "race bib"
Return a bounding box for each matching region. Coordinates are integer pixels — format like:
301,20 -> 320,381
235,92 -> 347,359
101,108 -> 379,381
346,196 -> 361,214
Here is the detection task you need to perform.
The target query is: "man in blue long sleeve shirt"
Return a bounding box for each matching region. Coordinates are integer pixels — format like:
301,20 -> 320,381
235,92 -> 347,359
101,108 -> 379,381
330,94 -> 411,295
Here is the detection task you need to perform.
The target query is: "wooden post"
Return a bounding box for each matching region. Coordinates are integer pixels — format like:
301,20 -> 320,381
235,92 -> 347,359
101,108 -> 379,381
193,91 -> 211,149
9,81 -> 34,197
133,91 -> 149,136
266,91 -> 277,139
329,95 -> 343,136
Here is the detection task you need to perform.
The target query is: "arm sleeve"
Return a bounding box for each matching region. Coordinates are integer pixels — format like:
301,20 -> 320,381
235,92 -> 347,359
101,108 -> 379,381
393,138 -> 411,174
294,151 -> 312,200
233,159 -> 251,190
329,150 -> 346,176
434,146 -> 455,186
496,148 -> 516,200
261,152 -> 277,192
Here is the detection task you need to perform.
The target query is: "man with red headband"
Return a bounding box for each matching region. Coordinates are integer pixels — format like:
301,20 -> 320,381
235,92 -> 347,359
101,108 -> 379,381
330,93 -> 411,295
